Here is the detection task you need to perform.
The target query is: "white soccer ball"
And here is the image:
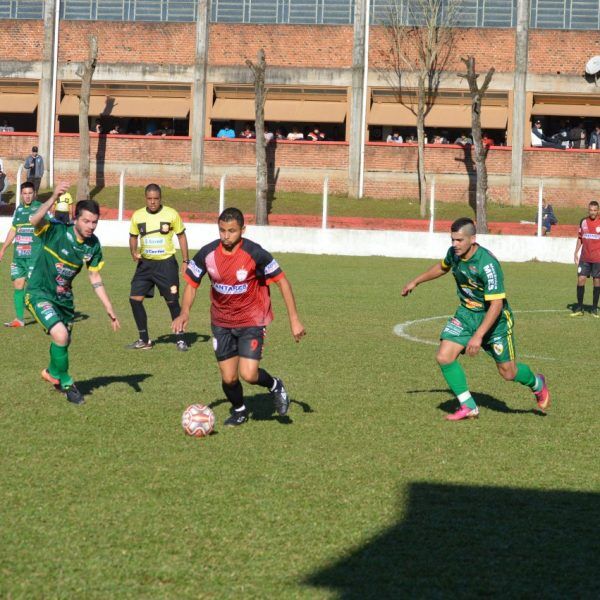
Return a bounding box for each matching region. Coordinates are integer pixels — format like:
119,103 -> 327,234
182,404 -> 215,438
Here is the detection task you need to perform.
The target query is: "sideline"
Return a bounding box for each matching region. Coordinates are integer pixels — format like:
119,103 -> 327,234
392,309 -> 563,361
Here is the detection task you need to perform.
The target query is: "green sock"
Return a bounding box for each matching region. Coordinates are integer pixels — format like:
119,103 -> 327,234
49,343 -> 74,388
14,289 -> 25,322
440,361 -> 477,409
514,362 -> 540,391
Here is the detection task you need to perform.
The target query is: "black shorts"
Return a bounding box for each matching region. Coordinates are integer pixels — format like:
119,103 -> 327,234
578,261 -> 600,278
211,325 -> 266,362
53,211 -> 70,224
130,256 -> 179,299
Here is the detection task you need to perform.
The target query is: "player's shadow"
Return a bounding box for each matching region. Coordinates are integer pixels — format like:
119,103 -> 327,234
305,482 -> 600,598
76,372 -> 153,396
72,311 -> 89,323
566,302 -> 596,313
408,388 -> 542,416
209,395 -> 313,424
153,332 -> 210,347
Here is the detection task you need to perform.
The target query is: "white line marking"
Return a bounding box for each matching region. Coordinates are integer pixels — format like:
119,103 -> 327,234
393,309 -> 562,361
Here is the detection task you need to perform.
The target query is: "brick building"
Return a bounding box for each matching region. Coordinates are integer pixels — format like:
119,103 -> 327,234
0,0 -> 599,205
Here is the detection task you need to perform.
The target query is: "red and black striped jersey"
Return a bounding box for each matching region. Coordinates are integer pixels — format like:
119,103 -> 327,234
184,238 -> 285,328
578,217 -> 600,263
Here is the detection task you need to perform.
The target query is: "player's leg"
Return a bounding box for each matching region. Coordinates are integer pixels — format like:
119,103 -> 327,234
5,276 -> 26,327
571,267 -> 588,316
157,257 -> 187,351
128,260 -> 154,349
237,327 -> 289,416
213,326 -> 248,426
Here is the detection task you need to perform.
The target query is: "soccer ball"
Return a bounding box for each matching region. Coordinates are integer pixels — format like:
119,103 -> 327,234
181,404 -> 215,438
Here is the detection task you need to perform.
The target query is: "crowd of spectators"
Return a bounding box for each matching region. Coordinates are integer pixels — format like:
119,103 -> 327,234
91,118 -> 176,137
215,122 -> 331,142
383,129 -> 496,146
531,119 -> 600,149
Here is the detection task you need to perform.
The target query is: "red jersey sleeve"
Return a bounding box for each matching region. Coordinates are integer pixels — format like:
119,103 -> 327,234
184,244 -> 213,288
249,243 -> 284,285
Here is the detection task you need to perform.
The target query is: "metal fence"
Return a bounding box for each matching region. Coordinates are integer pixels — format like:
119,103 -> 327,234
0,0 -> 598,29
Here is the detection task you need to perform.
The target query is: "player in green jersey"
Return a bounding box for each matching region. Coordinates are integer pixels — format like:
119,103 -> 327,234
26,183 -> 121,405
402,217 -> 550,421
0,182 -> 44,327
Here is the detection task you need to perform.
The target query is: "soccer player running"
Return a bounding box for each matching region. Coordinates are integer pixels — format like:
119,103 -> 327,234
172,208 -> 306,426
26,183 -> 120,405
571,200 -> 600,317
128,183 -> 190,351
402,217 -> 550,421
0,182 -> 42,327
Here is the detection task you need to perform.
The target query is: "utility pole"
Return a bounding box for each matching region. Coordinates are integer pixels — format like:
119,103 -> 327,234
509,0 -> 530,206
190,0 -> 210,189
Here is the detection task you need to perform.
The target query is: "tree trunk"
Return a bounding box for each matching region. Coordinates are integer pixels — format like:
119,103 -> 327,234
247,49 -> 268,225
416,74 -> 427,218
77,35 -> 98,201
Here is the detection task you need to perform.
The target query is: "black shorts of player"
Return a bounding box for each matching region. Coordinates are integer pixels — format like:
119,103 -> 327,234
53,211 -> 70,224
578,261 -> 600,278
211,324 -> 266,362
130,255 -> 180,299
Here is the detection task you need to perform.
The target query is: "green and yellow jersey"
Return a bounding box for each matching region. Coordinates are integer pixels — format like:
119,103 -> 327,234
129,205 -> 185,261
441,244 -> 510,313
10,200 -> 43,260
28,221 -> 104,310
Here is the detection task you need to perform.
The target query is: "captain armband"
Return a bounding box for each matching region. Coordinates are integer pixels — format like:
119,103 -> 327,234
92,281 -> 104,289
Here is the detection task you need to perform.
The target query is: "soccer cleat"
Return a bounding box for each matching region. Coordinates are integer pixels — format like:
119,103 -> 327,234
445,405 -> 479,421
224,409 -> 248,427
533,374 -> 550,412
126,339 -> 153,350
62,383 -> 85,405
176,339 -> 189,352
569,308 -> 584,317
271,378 -> 289,416
592,309 -> 599,319
41,369 -> 60,387
4,319 -> 24,327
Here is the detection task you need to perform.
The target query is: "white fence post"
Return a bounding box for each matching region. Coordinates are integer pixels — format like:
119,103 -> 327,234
428,177 -> 436,233
219,174 -> 226,214
15,165 -> 24,207
322,176 -> 329,229
537,179 -> 544,237
118,170 -> 125,221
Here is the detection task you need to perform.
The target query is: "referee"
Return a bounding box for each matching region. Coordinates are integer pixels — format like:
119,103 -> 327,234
128,183 -> 190,350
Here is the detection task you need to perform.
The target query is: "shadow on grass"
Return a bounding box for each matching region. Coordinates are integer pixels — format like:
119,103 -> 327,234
209,394 -> 313,424
153,332 -> 210,347
305,482 -> 600,598
76,372 -> 153,395
408,388 -> 543,416
566,302 -> 597,314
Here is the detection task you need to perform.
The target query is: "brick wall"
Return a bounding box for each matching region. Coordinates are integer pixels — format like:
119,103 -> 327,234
0,20 -> 44,61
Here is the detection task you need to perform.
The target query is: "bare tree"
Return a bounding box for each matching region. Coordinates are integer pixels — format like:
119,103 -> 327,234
76,35 -> 98,201
246,49 -> 268,225
381,0 -> 462,216
460,56 -> 494,233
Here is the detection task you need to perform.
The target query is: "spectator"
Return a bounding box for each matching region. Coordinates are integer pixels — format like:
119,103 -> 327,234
264,126 -> 274,142
568,120 -> 586,149
482,133 -> 494,148
406,134 -> 416,143
589,125 -> 600,149
93,119 -> 103,134
307,128 -> 325,141
0,119 -> 15,132
216,123 -> 235,139
386,132 -> 403,143
239,123 -> 255,139
154,120 -> 174,137
24,146 -> 44,193
287,127 -> 304,141
109,123 -> 122,134
537,198 -> 558,236
454,132 -> 473,146
145,120 -> 158,136
531,120 -> 563,149
275,128 -> 285,140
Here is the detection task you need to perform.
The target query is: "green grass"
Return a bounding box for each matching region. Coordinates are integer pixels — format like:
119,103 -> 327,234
3,184 -> 586,224
1,250 -> 598,598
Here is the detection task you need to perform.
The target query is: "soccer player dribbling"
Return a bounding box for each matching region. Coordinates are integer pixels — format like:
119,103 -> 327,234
172,208 -> 306,426
26,183 -> 120,405
402,217 -> 550,421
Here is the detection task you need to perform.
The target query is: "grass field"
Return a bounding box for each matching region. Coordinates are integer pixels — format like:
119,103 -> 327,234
2,184 -> 588,224
1,249 -> 598,598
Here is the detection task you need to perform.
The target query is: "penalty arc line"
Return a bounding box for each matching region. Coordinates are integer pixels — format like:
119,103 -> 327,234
393,309 -> 563,361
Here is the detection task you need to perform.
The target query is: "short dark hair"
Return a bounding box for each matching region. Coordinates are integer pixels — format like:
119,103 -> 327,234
75,199 -> 100,218
218,207 -> 244,227
589,201 -> 599,208
144,183 -> 161,196
21,181 -> 35,191
451,217 -> 476,235
32,146 -> 38,152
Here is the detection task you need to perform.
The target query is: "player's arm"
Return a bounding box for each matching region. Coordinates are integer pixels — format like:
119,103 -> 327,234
0,227 -> 16,260
574,237 -> 582,265
176,231 -> 190,273
29,181 -> 69,227
274,276 -> 306,342
465,299 -> 503,356
172,283 -> 197,333
87,269 -> 120,331
402,262 -> 449,296
129,234 -> 141,262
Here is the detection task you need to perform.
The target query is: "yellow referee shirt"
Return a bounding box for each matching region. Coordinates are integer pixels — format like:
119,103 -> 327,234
129,205 -> 185,260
